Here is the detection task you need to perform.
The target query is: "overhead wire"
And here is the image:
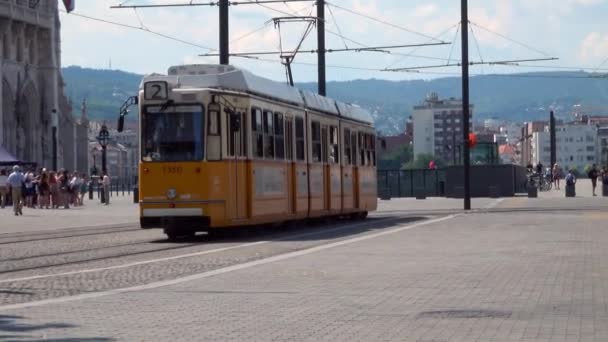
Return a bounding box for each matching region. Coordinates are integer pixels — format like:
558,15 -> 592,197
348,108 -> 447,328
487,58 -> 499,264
59,9 -> 216,51
324,1 -> 445,43
469,21 -> 552,58
384,22 -> 461,70
327,4 -> 348,50
469,24 -> 485,74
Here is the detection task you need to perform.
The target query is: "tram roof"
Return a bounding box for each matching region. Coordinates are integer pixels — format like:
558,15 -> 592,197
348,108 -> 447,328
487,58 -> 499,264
141,64 -> 374,125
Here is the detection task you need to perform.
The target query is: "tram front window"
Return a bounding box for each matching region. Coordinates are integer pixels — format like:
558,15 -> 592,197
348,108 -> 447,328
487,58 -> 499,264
142,105 -> 204,162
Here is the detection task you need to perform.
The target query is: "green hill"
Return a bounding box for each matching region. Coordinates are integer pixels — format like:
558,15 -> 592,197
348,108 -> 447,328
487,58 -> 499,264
62,66 -> 608,134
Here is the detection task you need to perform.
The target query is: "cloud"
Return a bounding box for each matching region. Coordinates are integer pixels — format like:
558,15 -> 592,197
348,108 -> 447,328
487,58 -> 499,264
578,32 -> 608,63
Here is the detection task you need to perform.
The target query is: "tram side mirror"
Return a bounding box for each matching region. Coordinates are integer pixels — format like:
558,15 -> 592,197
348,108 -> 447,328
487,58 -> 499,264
117,115 -> 125,133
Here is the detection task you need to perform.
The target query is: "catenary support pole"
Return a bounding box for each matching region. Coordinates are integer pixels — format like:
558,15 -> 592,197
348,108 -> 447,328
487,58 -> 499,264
550,111 -> 556,172
219,0 -> 229,65
317,0 -> 326,96
461,0 -> 471,210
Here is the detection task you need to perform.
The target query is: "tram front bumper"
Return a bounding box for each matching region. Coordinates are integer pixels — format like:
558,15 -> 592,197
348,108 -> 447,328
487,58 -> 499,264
140,216 -> 211,229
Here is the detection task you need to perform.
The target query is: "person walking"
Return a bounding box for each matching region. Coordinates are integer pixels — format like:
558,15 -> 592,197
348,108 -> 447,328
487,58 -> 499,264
23,170 -> 35,208
37,169 -> 50,209
58,170 -> 70,209
552,164 -> 562,190
102,172 -> 111,205
588,164 -> 599,197
79,174 -> 89,206
7,165 -> 24,216
0,169 -> 8,209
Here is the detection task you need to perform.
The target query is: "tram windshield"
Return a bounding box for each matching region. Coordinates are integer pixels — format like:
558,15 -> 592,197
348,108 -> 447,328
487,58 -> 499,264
142,104 -> 204,162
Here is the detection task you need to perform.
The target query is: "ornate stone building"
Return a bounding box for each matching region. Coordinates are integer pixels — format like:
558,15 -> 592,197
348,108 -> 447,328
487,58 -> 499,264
0,0 -> 86,171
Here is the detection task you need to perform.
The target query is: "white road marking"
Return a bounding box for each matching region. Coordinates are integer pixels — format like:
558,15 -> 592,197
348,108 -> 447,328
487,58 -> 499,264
0,215 -> 457,311
483,198 -> 505,210
0,216 -> 401,284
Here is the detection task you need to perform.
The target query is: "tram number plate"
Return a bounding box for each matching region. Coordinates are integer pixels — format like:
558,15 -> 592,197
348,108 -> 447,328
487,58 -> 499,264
144,81 -> 168,100
162,166 -> 183,175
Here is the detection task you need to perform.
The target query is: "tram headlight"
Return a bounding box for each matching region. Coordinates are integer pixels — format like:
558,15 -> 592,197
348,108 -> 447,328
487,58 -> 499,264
166,188 -> 177,200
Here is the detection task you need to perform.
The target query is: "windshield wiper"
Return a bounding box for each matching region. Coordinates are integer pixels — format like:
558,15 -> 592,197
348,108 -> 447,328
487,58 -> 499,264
160,99 -> 175,112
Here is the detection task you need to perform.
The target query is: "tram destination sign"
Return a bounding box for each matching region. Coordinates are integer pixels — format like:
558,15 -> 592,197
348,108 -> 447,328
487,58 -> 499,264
144,81 -> 169,100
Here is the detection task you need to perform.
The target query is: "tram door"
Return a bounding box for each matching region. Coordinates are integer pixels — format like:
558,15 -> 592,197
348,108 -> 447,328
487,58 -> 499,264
227,109 -> 248,220
321,125 -> 330,211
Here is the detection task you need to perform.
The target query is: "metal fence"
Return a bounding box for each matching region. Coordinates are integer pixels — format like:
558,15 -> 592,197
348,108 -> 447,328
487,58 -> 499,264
377,169 -> 447,198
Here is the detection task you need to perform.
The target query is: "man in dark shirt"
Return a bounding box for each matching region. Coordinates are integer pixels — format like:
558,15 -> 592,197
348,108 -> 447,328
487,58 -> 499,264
588,164 -> 599,197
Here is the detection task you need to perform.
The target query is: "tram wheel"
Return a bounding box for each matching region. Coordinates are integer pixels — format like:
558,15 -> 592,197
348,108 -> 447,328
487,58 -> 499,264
358,211 -> 369,220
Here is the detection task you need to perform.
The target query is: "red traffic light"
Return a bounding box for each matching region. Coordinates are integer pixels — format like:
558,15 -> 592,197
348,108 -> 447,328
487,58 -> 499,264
468,133 -> 478,148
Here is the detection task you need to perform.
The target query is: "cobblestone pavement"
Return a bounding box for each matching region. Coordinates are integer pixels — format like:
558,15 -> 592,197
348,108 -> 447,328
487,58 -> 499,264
0,195 -> 606,341
0,195 -> 138,234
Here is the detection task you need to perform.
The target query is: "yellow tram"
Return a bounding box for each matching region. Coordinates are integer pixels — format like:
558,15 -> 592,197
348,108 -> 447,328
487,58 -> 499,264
130,65 -> 377,239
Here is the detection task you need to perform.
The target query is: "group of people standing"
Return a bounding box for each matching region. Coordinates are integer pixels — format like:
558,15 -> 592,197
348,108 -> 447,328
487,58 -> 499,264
533,162 -> 608,196
0,165 -> 112,216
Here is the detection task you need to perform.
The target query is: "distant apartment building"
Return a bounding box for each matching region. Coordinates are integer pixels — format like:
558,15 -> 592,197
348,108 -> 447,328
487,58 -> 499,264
520,121 -> 549,166
531,123 -> 598,173
412,93 -> 473,163
599,127 -> 608,167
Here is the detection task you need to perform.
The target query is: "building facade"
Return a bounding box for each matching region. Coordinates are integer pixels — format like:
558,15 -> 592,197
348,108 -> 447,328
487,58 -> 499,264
531,123 -> 599,173
412,93 -> 473,163
520,121 -> 548,167
0,0 -> 84,169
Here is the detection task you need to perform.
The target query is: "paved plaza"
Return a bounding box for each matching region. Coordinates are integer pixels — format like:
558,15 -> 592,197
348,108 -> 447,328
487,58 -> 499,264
0,183 -> 606,341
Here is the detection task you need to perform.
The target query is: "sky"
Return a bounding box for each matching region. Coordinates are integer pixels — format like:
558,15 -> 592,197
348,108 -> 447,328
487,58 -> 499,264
59,0 -> 608,83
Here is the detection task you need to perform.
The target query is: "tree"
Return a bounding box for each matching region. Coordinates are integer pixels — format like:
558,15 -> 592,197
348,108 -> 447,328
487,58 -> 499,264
377,145 -> 413,170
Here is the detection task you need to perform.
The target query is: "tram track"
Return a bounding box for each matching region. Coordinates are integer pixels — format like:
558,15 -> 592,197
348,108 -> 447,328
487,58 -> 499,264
0,214 -> 419,284
0,223 -> 140,245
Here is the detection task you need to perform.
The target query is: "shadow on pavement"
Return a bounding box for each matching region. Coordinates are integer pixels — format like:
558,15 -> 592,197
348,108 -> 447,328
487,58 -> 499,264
0,314 -> 114,342
154,216 -> 427,245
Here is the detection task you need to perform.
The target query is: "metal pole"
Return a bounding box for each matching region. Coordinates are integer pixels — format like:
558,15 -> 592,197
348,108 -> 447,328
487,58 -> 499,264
317,0 -> 326,96
52,126 -> 57,170
219,0 -> 229,65
461,0 -> 471,210
550,111 -> 556,172
102,146 -> 107,175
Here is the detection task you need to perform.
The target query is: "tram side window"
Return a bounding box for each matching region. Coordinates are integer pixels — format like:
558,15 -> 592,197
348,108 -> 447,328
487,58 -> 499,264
274,112 -> 285,160
371,134 -> 377,166
351,132 -> 357,166
295,117 -> 305,161
358,132 -> 366,166
285,117 -> 294,161
252,108 -> 263,158
366,134 -> 372,166
329,126 -> 339,164
207,107 -> 221,161
263,110 -> 275,159
344,128 -> 351,165
311,121 -> 322,163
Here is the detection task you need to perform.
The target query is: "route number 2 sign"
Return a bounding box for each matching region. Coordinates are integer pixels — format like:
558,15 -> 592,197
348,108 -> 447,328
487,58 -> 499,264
144,81 -> 168,100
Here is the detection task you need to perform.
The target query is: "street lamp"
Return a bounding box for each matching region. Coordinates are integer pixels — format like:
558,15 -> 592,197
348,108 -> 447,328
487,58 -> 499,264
97,124 -> 110,204
96,124 -> 110,175
51,109 -> 58,170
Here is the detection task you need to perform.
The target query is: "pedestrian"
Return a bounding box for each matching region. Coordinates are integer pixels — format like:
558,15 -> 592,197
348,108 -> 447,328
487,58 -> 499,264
37,169 -> 50,209
49,171 -> 59,209
23,170 -> 35,208
79,174 -> 88,206
102,172 -> 111,205
552,163 -> 562,190
0,169 -> 8,209
7,165 -> 24,216
536,162 -> 544,175
588,164 -> 599,197
69,172 -> 81,206
58,169 -> 70,209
